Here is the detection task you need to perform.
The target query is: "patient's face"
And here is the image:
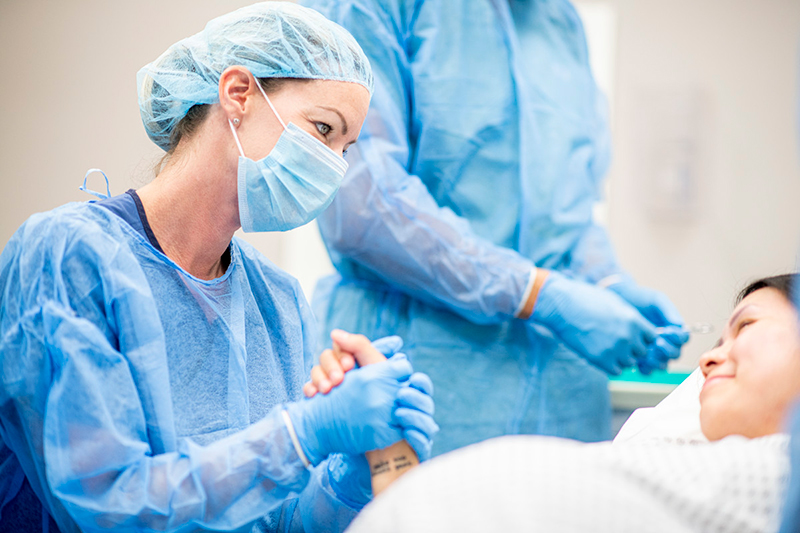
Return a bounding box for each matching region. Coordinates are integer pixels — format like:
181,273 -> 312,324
699,287 -> 800,441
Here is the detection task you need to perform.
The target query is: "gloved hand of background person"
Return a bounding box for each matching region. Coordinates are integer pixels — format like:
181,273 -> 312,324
607,281 -> 690,374
633,325 -> 689,374
532,271 -> 657,375
286,352 -> 412,466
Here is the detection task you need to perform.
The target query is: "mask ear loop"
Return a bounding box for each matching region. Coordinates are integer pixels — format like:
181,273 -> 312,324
253,79 -> 287,129
228,120 -> 246,158
228,77 -> 287,158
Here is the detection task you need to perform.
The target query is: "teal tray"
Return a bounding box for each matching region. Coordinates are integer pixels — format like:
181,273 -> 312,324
608,367 -> 692,385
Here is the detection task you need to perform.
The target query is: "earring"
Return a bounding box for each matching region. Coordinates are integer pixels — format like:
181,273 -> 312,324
232,118 -> 240,126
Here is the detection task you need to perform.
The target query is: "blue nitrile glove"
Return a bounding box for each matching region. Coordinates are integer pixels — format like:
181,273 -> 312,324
608,281 -> 690,372
370,335 -> 404,361
532,271 -> 657,375
328,371 -> 439,507
395,372 -> 438,462
286,354 -> 412,465
324,335 -> 409,508
636,325 -> 689,375
361,335 -> 439,460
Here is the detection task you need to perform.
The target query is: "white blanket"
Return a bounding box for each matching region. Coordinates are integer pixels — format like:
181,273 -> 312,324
347,433 -> 788,533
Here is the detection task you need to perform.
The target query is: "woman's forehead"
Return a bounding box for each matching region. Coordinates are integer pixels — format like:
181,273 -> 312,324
736,287 -> 792,312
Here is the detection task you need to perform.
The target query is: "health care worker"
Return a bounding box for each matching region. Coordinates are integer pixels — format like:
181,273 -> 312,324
0,3 -> 437,532
302,0 -> 690,453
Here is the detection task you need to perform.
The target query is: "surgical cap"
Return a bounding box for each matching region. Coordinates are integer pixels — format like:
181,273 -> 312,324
137,2 -> 374,151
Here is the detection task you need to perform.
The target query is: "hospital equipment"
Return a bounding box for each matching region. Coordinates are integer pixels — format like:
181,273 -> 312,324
656,323 -> 714,335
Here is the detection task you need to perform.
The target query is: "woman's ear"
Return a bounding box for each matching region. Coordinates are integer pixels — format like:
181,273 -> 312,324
219,66 -> 257,121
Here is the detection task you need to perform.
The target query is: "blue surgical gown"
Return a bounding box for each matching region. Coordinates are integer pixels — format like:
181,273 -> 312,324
302,0 -> 623,454
0,201 -> 361,532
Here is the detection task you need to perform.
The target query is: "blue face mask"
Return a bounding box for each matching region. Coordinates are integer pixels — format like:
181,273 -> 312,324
229,80 -> 349,233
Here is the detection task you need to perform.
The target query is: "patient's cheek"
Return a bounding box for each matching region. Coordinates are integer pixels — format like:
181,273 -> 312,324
699,406 -> 721,441
699,393 -> 739,441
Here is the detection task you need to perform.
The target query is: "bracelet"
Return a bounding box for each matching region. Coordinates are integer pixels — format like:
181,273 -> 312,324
282,409 -> 312,470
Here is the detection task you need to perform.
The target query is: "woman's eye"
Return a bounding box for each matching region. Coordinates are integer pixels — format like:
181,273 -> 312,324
737,320 -> 754,333
316,122 -> 331,136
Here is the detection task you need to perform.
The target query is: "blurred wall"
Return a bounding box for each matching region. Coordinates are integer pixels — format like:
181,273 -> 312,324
1,0 -> 799,368
602,0 -> 800,367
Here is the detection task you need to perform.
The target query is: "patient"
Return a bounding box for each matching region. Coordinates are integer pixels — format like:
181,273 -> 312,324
311,274 -> 799,532
699,274 -> 800,440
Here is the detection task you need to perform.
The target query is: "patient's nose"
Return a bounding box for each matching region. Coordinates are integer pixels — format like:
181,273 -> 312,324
699,344 -> 729,377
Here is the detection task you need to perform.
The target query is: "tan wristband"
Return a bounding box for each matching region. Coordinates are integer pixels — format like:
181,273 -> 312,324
517,268 -> 550,320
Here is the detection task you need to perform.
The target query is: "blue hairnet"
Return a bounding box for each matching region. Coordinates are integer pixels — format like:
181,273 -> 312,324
137,1 -> 374,151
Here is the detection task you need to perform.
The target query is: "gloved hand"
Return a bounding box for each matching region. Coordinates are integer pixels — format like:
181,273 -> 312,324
371,335 -> 405,359
532,271 -> 656,375
607,281 -> 690,373
304,332 -> 438,461
286,353 -> 412,465
304,335 -> 404,397
395,372 -> 438,462
327,372 -> 438,507
636,325 -> 689,375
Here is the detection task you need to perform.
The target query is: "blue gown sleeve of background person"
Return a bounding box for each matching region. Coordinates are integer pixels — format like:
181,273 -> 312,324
0,205 -> 358,533
302,0 -> 629,326
300,0 -> 536,325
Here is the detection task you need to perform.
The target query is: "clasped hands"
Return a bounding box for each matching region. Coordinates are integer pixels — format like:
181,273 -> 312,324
285,330 -> 438,467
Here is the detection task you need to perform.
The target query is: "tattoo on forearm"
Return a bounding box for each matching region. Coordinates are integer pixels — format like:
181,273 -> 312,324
371,455 -> 414,478
371,460 -> 390,476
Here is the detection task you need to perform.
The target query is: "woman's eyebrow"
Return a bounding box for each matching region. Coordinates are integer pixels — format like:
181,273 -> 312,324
728,305 -> 753,329
319,106 -> 348,135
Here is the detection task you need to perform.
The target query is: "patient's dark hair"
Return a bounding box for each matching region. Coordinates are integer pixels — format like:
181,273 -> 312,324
737,274 -> 796,306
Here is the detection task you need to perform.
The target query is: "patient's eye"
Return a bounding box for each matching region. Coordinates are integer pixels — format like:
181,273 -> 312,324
737,319 -> 755,333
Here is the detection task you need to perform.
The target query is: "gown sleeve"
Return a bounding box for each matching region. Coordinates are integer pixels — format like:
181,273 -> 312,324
303,0 -> 536,324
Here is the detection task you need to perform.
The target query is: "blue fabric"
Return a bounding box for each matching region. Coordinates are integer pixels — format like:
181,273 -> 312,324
96,190 -> 163,252
301,0 -> 620,453
0,452 -> 60,533
779,402 -> 800,533
138,2 -> 374,150
0,202 -> 360,532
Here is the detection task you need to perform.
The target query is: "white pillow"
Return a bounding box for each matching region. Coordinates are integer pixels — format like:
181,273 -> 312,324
614,368 -> 708,444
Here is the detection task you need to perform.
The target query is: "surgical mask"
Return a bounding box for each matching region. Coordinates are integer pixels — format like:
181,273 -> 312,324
229,80 -> 348,232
